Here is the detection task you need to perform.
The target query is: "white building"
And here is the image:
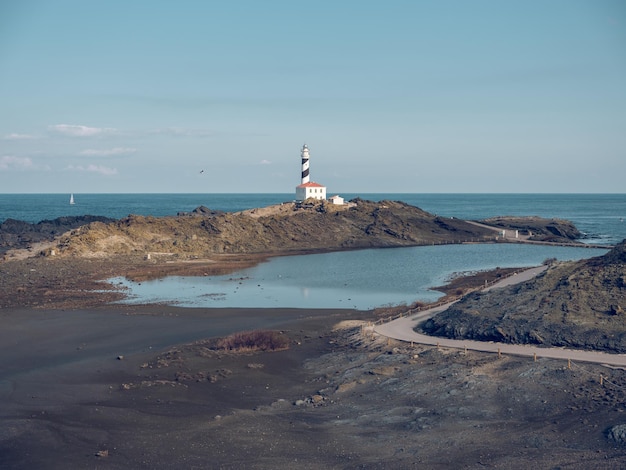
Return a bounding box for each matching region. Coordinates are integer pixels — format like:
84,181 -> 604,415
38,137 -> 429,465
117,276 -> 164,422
328,194 -> 344,205
296,181 -> 327,201
295,144 -> 326,201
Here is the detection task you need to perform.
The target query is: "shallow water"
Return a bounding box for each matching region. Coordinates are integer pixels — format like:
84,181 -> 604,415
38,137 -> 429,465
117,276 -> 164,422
112,243 -> 609,310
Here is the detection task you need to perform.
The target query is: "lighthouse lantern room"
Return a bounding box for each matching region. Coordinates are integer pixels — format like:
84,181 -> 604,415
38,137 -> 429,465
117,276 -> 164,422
295,144 -> 326,201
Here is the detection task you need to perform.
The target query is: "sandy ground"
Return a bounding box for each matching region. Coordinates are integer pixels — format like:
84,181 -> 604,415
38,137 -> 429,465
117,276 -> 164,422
1,255 -> 626,468
2,302 -> 626,469
0,305 -> 366,469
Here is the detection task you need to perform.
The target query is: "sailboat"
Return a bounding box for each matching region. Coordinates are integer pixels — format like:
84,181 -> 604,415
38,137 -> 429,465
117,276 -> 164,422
69,193 -> 75,205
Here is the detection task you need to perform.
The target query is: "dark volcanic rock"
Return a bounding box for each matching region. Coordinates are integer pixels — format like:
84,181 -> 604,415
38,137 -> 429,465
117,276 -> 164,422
177,206 -> 225,217
54,199 -> 501,257
4,200 -> 584,259
421,240 -> 626,353
479,216 -> 582,242
0,215 -> 116,254
607,424 -> 626,445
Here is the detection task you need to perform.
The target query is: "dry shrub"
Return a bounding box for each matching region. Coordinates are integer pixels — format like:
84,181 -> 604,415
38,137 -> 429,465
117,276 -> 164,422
214,330 -> 290,352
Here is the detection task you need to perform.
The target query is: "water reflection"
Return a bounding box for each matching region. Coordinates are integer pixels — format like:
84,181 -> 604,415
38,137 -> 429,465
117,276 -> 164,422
112,244 -> 608,310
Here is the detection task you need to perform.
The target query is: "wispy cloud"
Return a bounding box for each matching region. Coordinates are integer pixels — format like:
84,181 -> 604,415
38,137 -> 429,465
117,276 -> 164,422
3,133 -> 38,140
260,159 -> 272,165
49,124 -> 215,139
78,147 -> 136,157
0,155 -> 50,171
66,164 -> 118,176
149,127 -> 214,137
49,124 -> 117,137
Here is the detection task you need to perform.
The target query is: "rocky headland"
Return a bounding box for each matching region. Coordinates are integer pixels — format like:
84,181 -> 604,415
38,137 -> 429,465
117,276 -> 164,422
2,198 -> 583,261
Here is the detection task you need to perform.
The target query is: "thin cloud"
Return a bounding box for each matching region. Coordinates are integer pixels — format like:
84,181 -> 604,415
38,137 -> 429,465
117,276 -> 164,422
49,124 -> 117,137
149,127 -> 214,137
3,133 -> 38,140
66,164 -> 118,176
260,159 -> 272,165
0,155 -> 50,171
78,147 -> 136,156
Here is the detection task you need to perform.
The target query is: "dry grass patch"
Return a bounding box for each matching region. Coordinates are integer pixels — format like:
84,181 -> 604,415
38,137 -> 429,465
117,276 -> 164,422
214,330 -> 290,352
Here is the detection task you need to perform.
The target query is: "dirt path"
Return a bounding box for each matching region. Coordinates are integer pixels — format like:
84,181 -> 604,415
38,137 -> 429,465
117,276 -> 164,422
465,220 -> 531,241
374,265 -> 626,367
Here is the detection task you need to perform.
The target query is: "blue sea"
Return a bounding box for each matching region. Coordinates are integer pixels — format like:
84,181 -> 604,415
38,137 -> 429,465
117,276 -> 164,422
2,193 -> 624,309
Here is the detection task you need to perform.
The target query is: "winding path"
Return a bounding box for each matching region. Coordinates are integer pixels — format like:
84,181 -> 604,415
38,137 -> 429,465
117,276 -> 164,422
374,265 -> 626,367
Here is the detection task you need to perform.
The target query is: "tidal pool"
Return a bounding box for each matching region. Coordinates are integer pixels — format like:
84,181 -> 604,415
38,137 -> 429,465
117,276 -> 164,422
111,244 -> 608,310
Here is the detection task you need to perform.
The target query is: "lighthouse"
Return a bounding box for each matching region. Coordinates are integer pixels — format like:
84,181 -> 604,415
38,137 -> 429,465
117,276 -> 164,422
301,144 -> 310,184
295,144 -> 326,202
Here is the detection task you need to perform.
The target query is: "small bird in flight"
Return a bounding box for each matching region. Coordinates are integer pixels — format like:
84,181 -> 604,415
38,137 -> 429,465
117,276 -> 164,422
199,170 -> 204,174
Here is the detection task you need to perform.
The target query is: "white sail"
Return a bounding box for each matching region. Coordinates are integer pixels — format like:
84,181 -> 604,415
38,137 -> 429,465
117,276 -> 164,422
70,194 -> 75,205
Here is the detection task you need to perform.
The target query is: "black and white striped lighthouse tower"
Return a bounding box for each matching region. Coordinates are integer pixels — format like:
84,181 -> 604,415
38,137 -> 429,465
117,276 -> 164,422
295,143 -> 326,201
301,144 -> 310,184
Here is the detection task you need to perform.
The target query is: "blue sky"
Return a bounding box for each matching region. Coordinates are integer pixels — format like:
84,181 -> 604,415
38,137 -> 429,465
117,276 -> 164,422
1,0 -> 625,193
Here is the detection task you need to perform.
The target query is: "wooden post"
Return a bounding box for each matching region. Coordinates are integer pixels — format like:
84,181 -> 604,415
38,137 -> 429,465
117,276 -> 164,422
600,375 -> 604,386
533,352 -> 537,362
567,358 -> 571,370
497,348 -> 501,358
437,342 -> 440,350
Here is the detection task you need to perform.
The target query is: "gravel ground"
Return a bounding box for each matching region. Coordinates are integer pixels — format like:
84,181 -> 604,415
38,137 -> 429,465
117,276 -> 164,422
2,255 -> 626,468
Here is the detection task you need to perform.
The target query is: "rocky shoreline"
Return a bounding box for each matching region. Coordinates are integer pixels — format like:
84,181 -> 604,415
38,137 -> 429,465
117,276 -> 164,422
2,198 -> 585,260
0,198 -> 589,310
2,199 -> 626,468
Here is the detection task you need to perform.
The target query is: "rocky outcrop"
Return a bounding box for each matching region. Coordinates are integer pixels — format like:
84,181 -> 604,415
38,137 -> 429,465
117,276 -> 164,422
51,199 -> 504,258
421,240 -> 626,353
607,424 -> 626,445
2,199 -> 587,260
479,216 -> 581,242
177,206 -> 225,217
0,215 -> 116,254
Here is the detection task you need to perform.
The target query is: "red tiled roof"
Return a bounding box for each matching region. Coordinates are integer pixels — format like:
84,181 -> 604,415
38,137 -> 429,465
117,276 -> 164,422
296,182 -> 325,188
